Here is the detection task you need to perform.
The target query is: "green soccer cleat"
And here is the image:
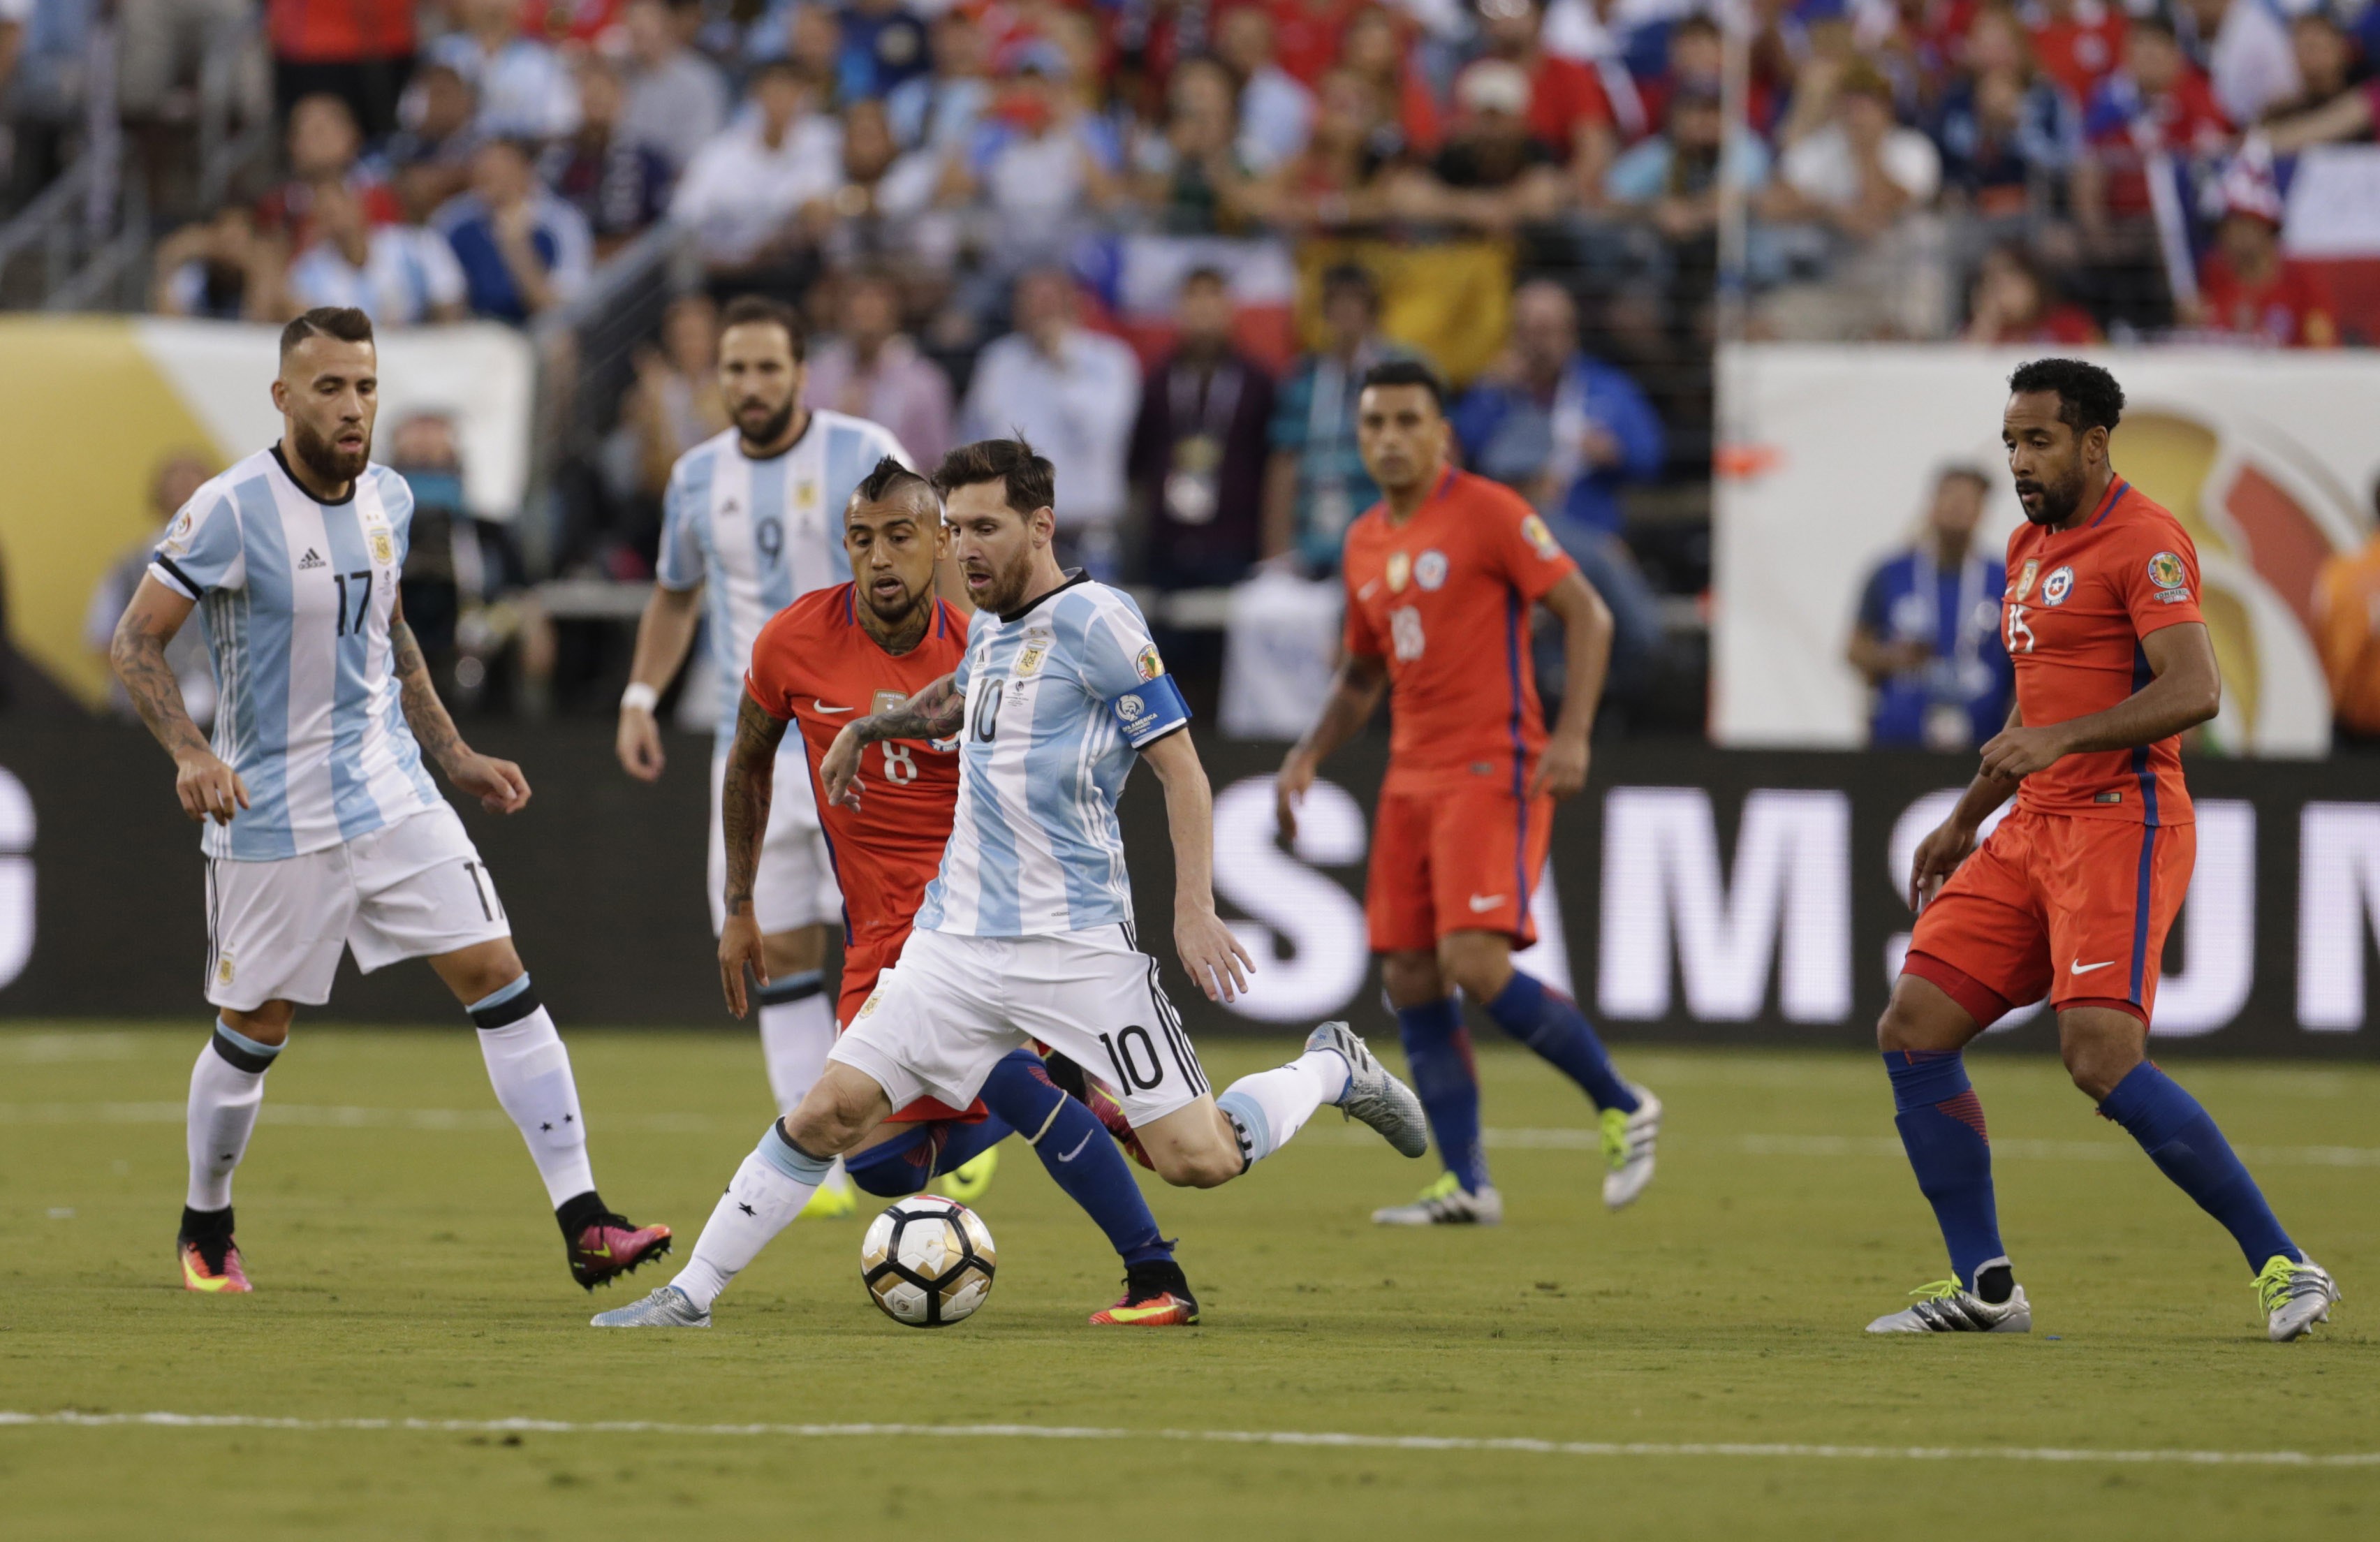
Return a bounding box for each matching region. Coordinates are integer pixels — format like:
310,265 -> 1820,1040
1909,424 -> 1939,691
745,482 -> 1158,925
1372,1170 -> 1504,1226
1599,1086 -> 1661,1210
2255,1255 -> 2340,1342
1865,1276 -> 2032,1334
800,1171 -> 858,1221
933,1146 -> 999,1204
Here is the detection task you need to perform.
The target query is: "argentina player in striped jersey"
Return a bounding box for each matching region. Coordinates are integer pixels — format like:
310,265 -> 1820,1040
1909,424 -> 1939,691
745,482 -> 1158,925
615,295 -> 913,1218
110,307 -> 670,1295
595,438 -> 1428,1329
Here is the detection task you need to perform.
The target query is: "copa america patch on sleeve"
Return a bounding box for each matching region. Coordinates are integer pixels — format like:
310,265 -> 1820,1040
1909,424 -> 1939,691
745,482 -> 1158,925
1108,675 -> 1191,749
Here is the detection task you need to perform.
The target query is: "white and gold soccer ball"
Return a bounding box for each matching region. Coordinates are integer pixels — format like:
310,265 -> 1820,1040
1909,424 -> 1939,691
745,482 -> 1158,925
859,1196 -> 997,1328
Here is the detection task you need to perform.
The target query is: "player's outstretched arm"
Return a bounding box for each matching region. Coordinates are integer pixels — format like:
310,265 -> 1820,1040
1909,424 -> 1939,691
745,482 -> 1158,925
617,582 -> 702,781
1275,652 -> 1388,842
719,691 -> 791,1017
820,672 -> 962,808
390,590 -> 530,815
111,574 -> 248,825
1531,570 -> 1614,801
1977,622 -> 2221,782
1142,730 -> 1255,1003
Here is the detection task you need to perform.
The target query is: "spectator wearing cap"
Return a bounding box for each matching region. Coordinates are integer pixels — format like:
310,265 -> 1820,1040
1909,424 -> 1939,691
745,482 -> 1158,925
1962,240 -> 2101,344
1129,267 -> 1278,590
806,268 -> 955,465
286,173 -> 469,325
2186,159 -> 2338,346
1217,5 -> 1317,174
1471,0 -> 1617,205
425,0 -> 580,142
666,59 -> 842,272
434,136 -> 593,321
1450,279 -> 1666,696
618,0 -> 728,174
886,8 -> 992,154
540,52 -> 673,259
1260,263 -> 1416,577
1398,58 -> 1569,233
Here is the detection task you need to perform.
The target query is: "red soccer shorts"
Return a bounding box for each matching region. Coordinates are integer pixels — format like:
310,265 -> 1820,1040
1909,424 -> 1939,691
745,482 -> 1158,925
837,925 -> 980,1124
1904,806 -> 2196,1028
1366,780 -> 1555,954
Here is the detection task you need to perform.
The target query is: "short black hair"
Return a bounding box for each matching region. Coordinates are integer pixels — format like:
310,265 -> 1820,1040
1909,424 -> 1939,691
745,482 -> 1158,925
851,454 -> 933,510
2008,358 -> 2124,435
718,293 -> 806,361
1358,357 -> 1446,413
933,435 -> 1055,517
1320,262 -> 1381,311
1937,462 -> 1992,494
1180,265 -> 1229,292
280,306 -> 374,359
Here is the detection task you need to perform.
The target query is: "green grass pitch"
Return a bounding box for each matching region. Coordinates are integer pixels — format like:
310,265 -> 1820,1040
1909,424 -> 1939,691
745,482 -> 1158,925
1,1024 -> 2373,1540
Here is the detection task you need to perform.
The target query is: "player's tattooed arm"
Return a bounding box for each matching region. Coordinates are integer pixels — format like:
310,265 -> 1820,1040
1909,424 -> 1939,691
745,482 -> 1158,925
721,692 -> 790,921
821,672 -> 962,809
390,592 -> 531,814
112,575 -> 249,825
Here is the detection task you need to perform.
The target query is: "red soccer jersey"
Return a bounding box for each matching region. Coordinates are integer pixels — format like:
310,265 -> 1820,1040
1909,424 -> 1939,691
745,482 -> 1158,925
2001,478 -> 2202,825
744,585 -> 970,951
2197,252 -> 2338,348
1342,469 -> 1578,795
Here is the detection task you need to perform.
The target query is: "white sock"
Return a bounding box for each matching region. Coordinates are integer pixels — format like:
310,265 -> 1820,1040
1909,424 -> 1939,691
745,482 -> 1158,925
756,973 -> 833,1117
673,1122 -> 830,1312
469,977 -> 597,1208
1214,1050 -> 1351,1167
186,1022 -> 280,1212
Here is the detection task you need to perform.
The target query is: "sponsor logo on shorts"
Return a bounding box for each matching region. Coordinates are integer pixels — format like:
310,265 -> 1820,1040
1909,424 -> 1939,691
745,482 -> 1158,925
2012,559 -> 2040,601
2070,958 -> 2115,975
1134,643 -> 1164,680
1416,550 -> 1449,590
1520,515 -> 1562,561
1386,552 -> 1412,594
2147,551 -> 2187,592
1467,893 -> 1505,913
2041,565 -> 2075,606
1117,693 -> 1147,721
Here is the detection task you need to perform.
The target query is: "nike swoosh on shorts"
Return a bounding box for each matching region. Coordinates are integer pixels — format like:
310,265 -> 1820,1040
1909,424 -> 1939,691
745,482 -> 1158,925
2071,960 -> 2115,974
1468,895 -> 1504,913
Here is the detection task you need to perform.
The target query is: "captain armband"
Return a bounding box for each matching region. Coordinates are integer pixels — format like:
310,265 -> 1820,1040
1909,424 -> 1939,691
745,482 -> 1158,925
1106,675 -> 1191,750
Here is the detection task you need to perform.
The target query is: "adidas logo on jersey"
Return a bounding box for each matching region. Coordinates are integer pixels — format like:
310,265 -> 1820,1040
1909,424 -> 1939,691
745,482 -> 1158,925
298,548 -> 326,571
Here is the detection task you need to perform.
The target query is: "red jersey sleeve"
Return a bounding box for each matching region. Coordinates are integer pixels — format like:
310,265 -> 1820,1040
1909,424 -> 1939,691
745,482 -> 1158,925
2119,522 -> 2203,638
1344,573 -> 1386,659
1484,499 -> 1579,605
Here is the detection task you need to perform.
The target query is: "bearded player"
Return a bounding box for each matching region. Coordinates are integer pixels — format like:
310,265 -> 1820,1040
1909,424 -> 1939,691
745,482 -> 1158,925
1867,359 -> 2339,1340
592,436 -> 1427,1331
1277,360 -> 1660,1226
111,307 -> 670,1294
616,294 -> 911,1217
683,457 -> 1198,1323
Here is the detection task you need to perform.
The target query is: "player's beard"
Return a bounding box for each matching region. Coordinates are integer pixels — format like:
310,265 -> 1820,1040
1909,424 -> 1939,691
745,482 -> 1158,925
291,414 -> 370,485
970,545 -> 1037,615
860,572 -> 933,636
735,396 -> 796,450
2014,460 -> 2084,527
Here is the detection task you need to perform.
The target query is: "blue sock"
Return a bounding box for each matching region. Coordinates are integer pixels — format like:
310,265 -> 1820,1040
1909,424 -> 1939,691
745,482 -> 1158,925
845,1122 -> 973,1198
1396,998 -> 1490,1193
2098,1062 -> 2299,1273
1484,972 -> 1638,1114
1884,1051 -> 2006,1290
978,1050 -> 1171,1268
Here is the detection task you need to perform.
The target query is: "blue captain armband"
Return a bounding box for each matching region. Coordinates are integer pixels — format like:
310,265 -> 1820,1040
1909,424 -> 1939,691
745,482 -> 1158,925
1107,675 -> 1191,749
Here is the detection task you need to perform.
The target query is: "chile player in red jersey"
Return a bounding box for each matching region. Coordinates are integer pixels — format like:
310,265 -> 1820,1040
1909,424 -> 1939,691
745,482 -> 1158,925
1869,360 -> 2339,1340
1276,359 -> 1662,1226
714,458 -> 1199,1326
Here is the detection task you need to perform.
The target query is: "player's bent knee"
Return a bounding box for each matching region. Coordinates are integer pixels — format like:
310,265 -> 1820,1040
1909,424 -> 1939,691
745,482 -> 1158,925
1381,950 -> 1444,1007
221,1001 -> 297,1045
1151,1145 -> 1240,1189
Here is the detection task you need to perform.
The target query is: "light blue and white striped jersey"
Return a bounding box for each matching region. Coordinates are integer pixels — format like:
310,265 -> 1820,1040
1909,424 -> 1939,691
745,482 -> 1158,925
916,574 -> 1193,937
656,411 -> 909,736
149,447 -> 442,862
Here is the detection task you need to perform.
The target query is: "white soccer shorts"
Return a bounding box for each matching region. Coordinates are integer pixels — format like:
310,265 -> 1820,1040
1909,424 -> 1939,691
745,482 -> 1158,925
828,923 -> 1212,1129
706,742 -> 842,935
202,803 -> 512,1012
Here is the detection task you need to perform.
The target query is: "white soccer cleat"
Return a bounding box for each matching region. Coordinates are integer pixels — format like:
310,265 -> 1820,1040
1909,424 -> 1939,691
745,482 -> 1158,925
1600,1086 -> 1661,1210
1866,1278 -> 2032,1335
589,1284 -> 711,1329
1307,1021 -> 1430,1158
1373,1171 -> 1504,1226
2256,1256 -> 2340,1342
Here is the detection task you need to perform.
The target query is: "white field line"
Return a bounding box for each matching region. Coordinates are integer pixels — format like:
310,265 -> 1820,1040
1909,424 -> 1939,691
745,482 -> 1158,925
6,1102 -> 2378,1167
0,1410 -> 2374,1468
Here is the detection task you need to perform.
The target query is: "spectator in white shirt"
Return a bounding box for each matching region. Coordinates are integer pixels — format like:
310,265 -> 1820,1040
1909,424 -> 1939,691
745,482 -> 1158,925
286,175 -> 469,325
668,59 -> 844,271
960,266 -> 1143,574
427,0 -> 582,142
1215,5 -> 1316,174
618,0 -> 728,172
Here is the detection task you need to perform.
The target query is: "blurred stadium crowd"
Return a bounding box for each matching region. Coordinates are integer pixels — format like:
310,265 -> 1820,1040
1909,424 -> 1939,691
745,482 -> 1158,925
5,0 -> 2380,733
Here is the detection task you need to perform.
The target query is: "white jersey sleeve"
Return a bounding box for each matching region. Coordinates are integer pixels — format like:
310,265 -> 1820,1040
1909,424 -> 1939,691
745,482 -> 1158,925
1076,593 -> 1190,750
656,453 -> 708,592
151,483 -> 247,599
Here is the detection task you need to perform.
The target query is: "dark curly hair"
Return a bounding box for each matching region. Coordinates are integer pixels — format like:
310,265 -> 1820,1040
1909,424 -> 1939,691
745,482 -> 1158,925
854,455 -> 931,506
2008,358 -> 2124,435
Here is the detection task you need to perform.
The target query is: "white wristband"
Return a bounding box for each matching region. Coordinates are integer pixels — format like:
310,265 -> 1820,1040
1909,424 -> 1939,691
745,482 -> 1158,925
620,682 -> 661,714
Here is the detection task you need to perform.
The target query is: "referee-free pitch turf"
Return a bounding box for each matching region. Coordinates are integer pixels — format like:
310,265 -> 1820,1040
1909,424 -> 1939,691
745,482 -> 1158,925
1,1025 -> 2373,1541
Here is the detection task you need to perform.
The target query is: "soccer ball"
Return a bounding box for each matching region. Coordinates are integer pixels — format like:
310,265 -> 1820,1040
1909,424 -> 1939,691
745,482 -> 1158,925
860,1196 -> 997,1328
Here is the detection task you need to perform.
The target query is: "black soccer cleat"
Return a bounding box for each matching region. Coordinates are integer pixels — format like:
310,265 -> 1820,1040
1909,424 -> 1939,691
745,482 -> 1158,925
1090,1259 -> 1200,1326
